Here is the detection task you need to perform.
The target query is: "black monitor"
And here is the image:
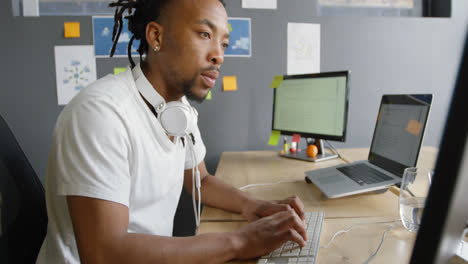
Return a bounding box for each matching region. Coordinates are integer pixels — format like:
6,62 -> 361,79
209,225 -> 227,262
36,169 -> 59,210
410,31 -> 468,263
272,71 -> 350,162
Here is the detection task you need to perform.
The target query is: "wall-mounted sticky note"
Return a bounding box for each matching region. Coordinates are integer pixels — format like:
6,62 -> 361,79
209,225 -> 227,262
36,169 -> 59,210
268,130 -> 281,146
223,76 -> 238,91
114,67 -> 126,75
292,133 -> 301,143
64,22 -> 80,38
406,119 -> 423,136
270,75 -> 284,88
206,90 -> 212,100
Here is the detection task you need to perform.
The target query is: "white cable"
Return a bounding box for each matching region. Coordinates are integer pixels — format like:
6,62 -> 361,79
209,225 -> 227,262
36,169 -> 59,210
196,170 -> 201,228
320,220 -> 400,249
189,136 -> 197,228
186,135 -> 197,228
190,139 -> 199,227
188,137 -> 201,229
362,222 -> 400,264
238,179 -> 299,190
325,140 -> 351,163
325,140 -> 338,154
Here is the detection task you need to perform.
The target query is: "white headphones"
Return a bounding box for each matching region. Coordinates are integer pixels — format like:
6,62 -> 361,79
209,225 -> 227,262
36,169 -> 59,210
158,101 -> 197,137
131,66 -> 202,230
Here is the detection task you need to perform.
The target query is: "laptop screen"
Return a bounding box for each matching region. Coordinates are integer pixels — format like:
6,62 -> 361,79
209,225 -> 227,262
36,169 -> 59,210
368,94 -> 432,177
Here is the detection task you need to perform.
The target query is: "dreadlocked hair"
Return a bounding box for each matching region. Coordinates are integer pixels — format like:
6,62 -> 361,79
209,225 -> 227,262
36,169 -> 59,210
109,0 -> 226,68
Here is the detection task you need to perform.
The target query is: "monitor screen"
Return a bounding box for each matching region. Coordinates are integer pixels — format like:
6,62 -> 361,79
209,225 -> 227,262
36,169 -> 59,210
369,94 -> 432,177
272,71 -> 349,141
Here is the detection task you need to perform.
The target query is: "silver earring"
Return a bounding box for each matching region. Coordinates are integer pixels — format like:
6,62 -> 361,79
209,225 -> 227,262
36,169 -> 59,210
154,45 -> 160,52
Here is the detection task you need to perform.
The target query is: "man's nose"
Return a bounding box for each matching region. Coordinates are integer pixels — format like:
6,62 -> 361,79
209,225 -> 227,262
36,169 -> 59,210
208,44 -> 225,65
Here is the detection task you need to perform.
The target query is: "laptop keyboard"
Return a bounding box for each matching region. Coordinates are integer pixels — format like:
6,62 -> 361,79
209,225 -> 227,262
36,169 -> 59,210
257,211 -> 324,264
337,163 -> 393,186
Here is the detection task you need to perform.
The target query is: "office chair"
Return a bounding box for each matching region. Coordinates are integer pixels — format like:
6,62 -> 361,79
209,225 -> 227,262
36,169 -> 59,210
0,115 -> 48,263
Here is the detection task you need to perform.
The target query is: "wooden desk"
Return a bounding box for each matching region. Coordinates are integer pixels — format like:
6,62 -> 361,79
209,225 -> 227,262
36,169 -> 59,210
201,147 -> 438,222
197,147 -> 439,263
198,217 -> 414,264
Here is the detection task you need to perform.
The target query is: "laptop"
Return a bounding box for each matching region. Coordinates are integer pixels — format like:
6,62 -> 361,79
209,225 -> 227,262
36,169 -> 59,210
305,94 -> 433,199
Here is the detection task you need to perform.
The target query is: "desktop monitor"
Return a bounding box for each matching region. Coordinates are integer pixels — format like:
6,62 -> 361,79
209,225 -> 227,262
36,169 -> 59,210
410,31 -> 468,263
272,71 -> 349,162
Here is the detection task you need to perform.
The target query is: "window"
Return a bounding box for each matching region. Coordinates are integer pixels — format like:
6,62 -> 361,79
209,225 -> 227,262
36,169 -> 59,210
317,0 -> 451,17
13,0 -> 450,17
13,0 -> 115,16
318,0 -> 423,17
39,0 -> 113,16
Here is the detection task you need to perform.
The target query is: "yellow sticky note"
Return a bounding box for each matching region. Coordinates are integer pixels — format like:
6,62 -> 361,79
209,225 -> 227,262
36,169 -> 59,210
114,67 -> 126,75
268,130 -> 281,146
206,90 -> 212,100
223,76 -> 238,92
270,75 -> 284,88
64,22 -> 80,38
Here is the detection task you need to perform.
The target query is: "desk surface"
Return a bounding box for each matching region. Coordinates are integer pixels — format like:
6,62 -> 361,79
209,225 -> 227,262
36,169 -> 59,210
198,217 -> 414,264
201,147 -> 438,222
197,147 -> 440,263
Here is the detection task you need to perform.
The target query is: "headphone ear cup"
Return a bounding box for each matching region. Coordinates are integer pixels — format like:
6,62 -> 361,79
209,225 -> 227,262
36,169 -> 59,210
159,102 -> 193,137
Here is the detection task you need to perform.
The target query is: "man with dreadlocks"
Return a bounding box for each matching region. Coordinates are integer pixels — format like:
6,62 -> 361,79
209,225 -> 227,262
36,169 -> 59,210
37,0 -> 307,263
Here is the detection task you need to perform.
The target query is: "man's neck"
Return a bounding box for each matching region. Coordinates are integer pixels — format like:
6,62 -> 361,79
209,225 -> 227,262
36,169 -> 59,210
140,61 -> 182,102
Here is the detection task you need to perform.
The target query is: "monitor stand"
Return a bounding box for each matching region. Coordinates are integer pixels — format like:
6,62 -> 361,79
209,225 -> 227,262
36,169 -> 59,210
280,139 -> 338,162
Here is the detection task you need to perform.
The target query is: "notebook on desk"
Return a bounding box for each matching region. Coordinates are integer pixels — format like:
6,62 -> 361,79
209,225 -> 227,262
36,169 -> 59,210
305,94 -> 433,199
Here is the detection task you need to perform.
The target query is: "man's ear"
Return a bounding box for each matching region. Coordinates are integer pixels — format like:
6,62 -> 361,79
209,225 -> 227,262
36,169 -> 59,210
146,21 -> 164,52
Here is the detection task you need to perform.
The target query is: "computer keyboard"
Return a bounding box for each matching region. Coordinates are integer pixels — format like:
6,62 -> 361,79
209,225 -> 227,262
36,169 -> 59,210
337,163 -> 393,186
257,211 -> 324,264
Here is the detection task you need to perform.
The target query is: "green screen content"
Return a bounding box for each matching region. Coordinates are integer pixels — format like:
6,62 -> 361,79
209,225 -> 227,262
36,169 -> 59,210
273,76 -> 347,137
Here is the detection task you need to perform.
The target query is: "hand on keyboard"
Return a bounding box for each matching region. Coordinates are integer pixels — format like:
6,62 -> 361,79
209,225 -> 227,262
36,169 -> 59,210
232,209 -> 307,260
241,196 -> 306,222
258,212 -> 324,264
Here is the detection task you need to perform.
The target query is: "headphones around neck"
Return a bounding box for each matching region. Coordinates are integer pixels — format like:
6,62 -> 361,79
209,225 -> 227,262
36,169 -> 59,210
130,66 -> 202,230
157,101 -> 198,138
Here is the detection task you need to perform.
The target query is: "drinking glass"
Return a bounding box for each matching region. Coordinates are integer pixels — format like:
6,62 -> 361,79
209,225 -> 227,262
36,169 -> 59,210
399,167 -> 432,232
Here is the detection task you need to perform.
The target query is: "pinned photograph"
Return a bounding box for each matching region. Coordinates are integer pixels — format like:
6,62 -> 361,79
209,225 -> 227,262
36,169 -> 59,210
226,18 -> 252,57
93,16 -> 141,57
54,45 -> 97,105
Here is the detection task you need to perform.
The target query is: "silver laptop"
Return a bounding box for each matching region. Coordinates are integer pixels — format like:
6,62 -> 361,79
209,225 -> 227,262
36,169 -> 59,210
305,94 -> 433,199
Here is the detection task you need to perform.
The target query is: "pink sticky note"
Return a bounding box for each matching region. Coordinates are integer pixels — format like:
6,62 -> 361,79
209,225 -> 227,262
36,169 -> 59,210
292,134 -> 301,143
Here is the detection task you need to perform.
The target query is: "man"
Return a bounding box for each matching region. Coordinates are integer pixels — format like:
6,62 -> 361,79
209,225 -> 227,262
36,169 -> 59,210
37,0 -> 307,263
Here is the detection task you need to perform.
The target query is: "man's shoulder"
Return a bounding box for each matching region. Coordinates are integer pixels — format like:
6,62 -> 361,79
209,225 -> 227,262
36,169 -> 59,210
82,73 -> 133,102
56,73 -> 137,129
69,72 -> 137,110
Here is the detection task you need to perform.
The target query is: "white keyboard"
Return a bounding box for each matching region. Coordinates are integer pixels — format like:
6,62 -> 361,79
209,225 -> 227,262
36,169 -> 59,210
257,211 -> 324,264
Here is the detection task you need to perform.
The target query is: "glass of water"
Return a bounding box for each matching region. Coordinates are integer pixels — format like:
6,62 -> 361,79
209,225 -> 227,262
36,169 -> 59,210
399,167 -> 433,233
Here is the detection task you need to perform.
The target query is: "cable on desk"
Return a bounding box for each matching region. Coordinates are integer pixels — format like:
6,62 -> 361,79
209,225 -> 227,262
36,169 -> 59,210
238,179 -> 299,190
320,220 -> 401,249
325,140 -> 351,164
362,222 -> 400,264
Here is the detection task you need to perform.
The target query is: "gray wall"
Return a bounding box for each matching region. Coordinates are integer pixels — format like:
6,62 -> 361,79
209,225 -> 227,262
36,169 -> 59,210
1,0 -> 467,180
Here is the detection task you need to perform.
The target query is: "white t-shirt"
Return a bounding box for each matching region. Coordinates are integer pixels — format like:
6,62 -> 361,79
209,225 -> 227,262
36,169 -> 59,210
36,64 -> 206,263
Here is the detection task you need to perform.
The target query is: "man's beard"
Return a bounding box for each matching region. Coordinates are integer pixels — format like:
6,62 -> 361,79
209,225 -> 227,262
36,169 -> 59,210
181,75 -> 206,103
169,66 -> 219,103
183,80 -> 206,103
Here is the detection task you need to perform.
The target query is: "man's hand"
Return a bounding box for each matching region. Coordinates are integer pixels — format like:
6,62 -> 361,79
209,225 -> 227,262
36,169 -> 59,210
232,208 -> 308,260
241,196 -> 306,222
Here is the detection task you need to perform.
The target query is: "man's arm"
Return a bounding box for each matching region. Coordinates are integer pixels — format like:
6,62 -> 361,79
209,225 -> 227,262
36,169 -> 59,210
67,195 -> 307,264
184,161 -> 306,222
